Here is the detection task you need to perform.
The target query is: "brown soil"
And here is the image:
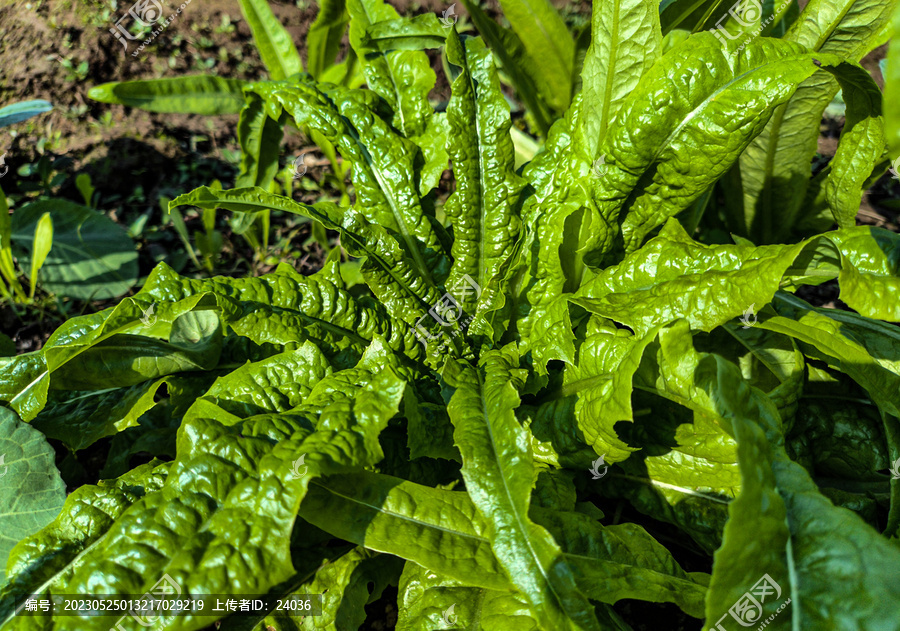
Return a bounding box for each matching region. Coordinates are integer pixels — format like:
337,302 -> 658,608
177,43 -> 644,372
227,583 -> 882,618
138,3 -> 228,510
0,0 -> 334,348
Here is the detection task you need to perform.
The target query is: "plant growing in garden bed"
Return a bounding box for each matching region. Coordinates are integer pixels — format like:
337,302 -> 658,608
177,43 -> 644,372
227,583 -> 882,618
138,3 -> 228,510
0,100 -> 139,306
1,0 -> 900,629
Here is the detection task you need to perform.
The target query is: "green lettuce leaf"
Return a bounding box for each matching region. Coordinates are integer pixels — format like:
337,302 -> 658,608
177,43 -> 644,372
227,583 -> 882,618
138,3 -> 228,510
731,0 -> 895,242
445,345 -> 601,630
444,31 -> 525,342
0,408 -> 66,588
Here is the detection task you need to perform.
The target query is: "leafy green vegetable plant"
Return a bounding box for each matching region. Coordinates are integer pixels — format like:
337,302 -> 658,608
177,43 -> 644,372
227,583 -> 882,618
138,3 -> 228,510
1,1 -> 900,629
710,0 -> 895,243
369,0 -> 892,246
461,0 -> 584,136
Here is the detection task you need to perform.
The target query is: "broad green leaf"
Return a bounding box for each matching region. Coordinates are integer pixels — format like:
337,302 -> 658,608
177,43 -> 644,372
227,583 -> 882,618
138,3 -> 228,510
619,322 -> 741,553
303,466 -> 704,620
444,31 -> 524,340
246,79 -> 449,285
532,468 -> 577,512
0,293 -> 222,420
169,187 -> 444,330
0,100 -> 52,128
0,462 -> 169,625
100,374 -> 216,479
0,353 -> 50,423
518,398 -> 597,470
10,199 -> 138,300
88,76 -> 246,114
294,335 -> 429,415
589,36 -> 845,259
299,471 -> 509,590
445,346 -> 601,630
397,538 -> 680,631
347,0 -> 400,53
496,0 -> 575,114
885,1 -> 900,157
459,0 -> 553,135
139,261 -> 428,365
732,0 -> 896,242
766,454 -> 900,628
397,561 -> 538,630
702,353 -> 900,630
238,0 -> 303,80
301,548 -> 403,630
661,26 -> 691,51
760,292 -> 900,420
700,357 -> 793,630
359,14 -> 448,53
347,0 -> 437,139
569,219 -> 823,337
515,98 -> 594,349
786,399 -> 889,482
713,324 -> 805,427
0,408 -> 66,588
235,91 -> 286,191
307,0 -> 349,80
822,65 -> 885,230
827,227 -> 900,322
30,378 -> 169,451
348,2 -> 450,195
27,211 -> 52,300
405,394 -> 459,462
531,508 -> 708,618
337,210 -> 445,328
218,541 -> 351,631
559,316 -> 663,461
49,310 -> 224,391
183,342 -> 332,423
21,354 -> 404,631
577,0 -> 662,158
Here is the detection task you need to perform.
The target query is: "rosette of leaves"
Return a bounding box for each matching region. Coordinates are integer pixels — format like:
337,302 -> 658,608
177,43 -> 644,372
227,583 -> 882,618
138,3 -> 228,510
2,1 -> 900,629
367,0 -> 896,245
